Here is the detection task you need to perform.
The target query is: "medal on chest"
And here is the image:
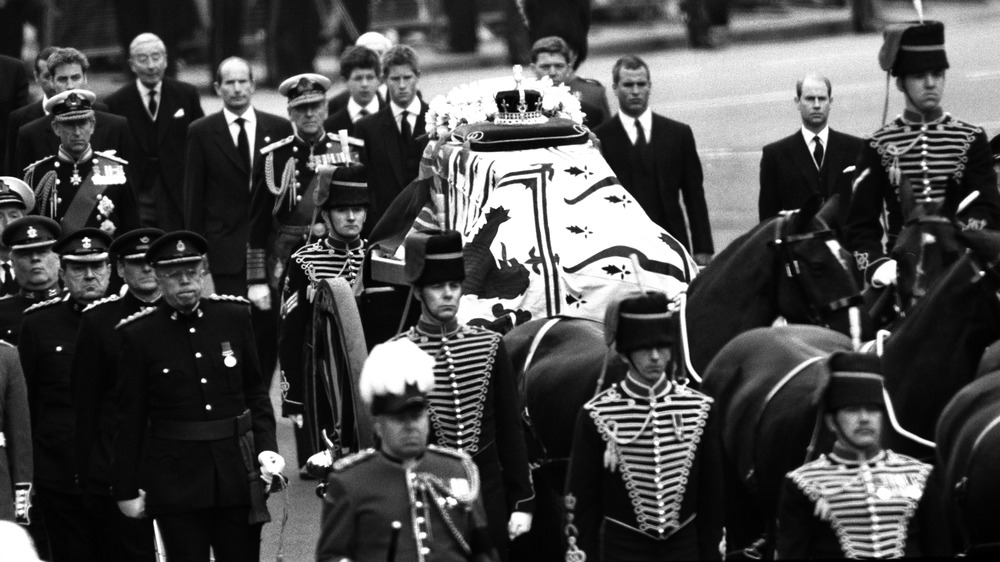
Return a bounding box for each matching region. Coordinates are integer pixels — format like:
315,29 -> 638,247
221,341 -> 237,367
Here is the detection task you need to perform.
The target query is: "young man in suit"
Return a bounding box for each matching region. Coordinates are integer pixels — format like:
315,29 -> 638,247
758,74 -> 863,226
354,45 -> 429,236
326,32 -> 393,116
4,46 -> 58,176
530,36 -> 610,130
322,47 -> 384,137
594,55 -> 715,266
105,33 -> 204,230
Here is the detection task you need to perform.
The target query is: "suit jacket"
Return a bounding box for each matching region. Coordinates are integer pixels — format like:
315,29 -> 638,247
105,78 -> 204,230
13,108 -> 132,176
0,55 -> 30,176
322,94 -> 387,137
354,102 -> 429,235
326,89 -> 386,119
4,100 -> 43,175
758,128 -> 863,225
595,113 -> 715,255
183,108 -> 292,277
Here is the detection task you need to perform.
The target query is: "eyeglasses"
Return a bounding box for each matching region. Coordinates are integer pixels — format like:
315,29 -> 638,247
157,266 -> 204,281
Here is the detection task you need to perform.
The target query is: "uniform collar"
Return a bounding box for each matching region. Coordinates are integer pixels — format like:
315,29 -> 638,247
58,145 -> 94,164
167,301 -> 204,322
416,316 -> 461,337
20,285 -> 62,301
828,449 -> 887,467
901,107 -> 945,124
324,234 -> 364,252
621,371 -> 671,399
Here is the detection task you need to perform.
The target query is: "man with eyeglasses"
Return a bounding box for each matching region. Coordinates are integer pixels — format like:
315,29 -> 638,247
113,231 -> 281,561
0,216 -> 63,345
18,227 -> 113,560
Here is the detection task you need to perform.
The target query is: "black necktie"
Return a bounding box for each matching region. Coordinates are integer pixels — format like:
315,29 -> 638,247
235,117 -> 251,171
399,110 -> 411,141
148,90 -> 158,118
635,119 -> 647,149
0,262 -> 15,296
355,109 -> 370,123
813,135 -> 824,170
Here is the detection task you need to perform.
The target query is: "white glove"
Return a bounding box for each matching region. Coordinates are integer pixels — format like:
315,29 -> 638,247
248,283 -> 271,310
870,259 -> 897,288
258,451 -> 285,485
290,414 -> 304,428
307,450 -> 333,471
507,511 -> 533,540
118,489 -> 147,519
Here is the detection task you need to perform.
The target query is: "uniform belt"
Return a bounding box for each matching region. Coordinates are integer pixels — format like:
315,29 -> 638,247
150,410 -> 252,441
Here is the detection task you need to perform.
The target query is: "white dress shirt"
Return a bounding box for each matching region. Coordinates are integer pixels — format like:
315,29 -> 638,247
619,108 -> 654,145
348,97 -> 380,124
136,79 -> 163,120
391,97 -> 422,135
801,125 -> 830,169
224,106 -> 257,168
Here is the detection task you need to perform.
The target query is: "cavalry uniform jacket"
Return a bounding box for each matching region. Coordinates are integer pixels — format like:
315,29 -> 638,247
845,110 -> 1000,280
72,292 -> 158,494
0,286 -> 62,345
23,147 -> 140,236
112,295 -> 277,516
776,450 -> 932,558
318,445 -> 496,562
0,341 -> 31,521
247,132 -> 362,287
565,374 -> 724,561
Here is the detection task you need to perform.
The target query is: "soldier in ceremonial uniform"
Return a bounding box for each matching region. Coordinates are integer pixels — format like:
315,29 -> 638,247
317,338 -> 497,562
0,176 -> 35,296
564,291 -> 724,561
0,217 -> 62,344
0,338 -> 31,525
113,231 -> 283,562
393,230 -> 534,560
845,20 -> 1000,287
23,89 -> 141,237
19,227 -> 113,560
70,228 -> 163,561
775,352 -> 944,558
247,74 -> 363,310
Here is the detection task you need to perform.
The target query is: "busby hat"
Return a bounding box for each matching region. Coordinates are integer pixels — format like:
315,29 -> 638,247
145,231 -> 208,266
110,228 -> 165,260
606,291 -> 675,354
359,339 -> 435,416
2,216 -> 60,251
314,164 -> 369,209
0,176 -> 35,211
823,352 -> 886,411
879,21 -> 949,77
403,230 -> 465,286
45,89 -> 97,122
278,73 -> 331,108
53,227 -> 113,263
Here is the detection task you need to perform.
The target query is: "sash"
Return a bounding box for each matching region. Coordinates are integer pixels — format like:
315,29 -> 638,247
62,168 -> 108,233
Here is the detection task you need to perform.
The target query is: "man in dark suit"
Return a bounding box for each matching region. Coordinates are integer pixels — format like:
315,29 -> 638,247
355,45 -> 430,235
595,55 -> 714,265
326,32 -> 393,116
759,74 -> 863,226
0,55 -> 30,177
4,46 -> 57,176
13,48 -> 133,179
322,47 -> 384,137
105,33 -> 204,230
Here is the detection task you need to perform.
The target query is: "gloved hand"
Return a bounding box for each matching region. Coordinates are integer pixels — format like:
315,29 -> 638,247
248,283 -> 271,310
118,489 -> 147,519
870,259 -> 897,288
507,511 -> 533,540
288,414 -> 304,428
258,451 -> 286,485
305,450 -> 334,480
14,483 -> 31,525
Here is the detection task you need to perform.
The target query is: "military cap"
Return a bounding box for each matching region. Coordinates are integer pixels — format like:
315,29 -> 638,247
0,176 -> 35,211
278,73 -> 332,108
403,230 -> 465,287
2,216 -> 61,251
990,134 -> 1000,163
823,352 -> 885,411
110,228 -> 165,260
315,164 -> 369,209
145,230 -> 208,266
45,89 -> 97,122
359,338 -> 435,416
879,21 -> 949,77
53,227 -> 113,263
606,291 -> 674,353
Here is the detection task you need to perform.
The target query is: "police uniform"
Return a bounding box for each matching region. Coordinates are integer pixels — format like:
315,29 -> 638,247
247,74 -> 363,290
564,292 -> 724,561
113,231 -> 279,562
0,340 -> 32,524
0,176 -> 36,297
0,216 -> 63,345
845,21 -> 1000,281
22,90 -> 140,237
394,230 -> 535,560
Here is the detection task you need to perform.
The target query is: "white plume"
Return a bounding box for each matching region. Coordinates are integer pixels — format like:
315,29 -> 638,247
913,0 -> 924,22
359,339 -> 436,405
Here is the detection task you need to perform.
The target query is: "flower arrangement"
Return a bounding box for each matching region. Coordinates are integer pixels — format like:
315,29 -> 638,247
424,65 -> 585,140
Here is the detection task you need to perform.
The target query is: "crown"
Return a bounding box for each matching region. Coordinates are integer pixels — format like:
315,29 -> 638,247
494,65 -> 547,126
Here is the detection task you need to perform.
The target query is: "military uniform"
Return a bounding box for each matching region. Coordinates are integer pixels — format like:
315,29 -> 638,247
318,445 -> 495,562
0,286 -> 62,345
0,341 -> 31,523
566,75 -> 610,129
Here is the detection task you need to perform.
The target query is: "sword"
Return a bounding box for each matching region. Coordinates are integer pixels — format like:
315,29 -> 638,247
387,520 -> 402,562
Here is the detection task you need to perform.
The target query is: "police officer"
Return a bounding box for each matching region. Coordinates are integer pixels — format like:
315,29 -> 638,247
19,227 -> 113,560
71,228 -> 163,561
776,352 -> 942,558
564,291 -> 724,560
113,231 -> 282,562
0,217 -> 62,344
845,20 -> 1000,287
0,176 -> 35,296
23,89 -> 140,237
279,165 -> 369,474
317,338 -> 497,562
394,230 -> 534,560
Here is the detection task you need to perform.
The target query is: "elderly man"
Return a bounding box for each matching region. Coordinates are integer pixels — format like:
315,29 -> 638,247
19,227 -> 113,560
106,33 -> 204,230
845,21 -> 1000,287
0,176 -> 35,296
0,217 -> 63,344
317,338 -> 497,562
23,89 -> 140,236
564,291 -> 724,560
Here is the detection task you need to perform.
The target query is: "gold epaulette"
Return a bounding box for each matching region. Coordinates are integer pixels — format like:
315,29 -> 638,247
325,131 -> 364,148
94,150 -> 129,165
82,293 -> 122,313
207,294 -> 250,304
115,307 -> 156,329
259,135 -> 294,155
332,448 -> 377,472
23,294 -> 66,314
23,154 -> 56,174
